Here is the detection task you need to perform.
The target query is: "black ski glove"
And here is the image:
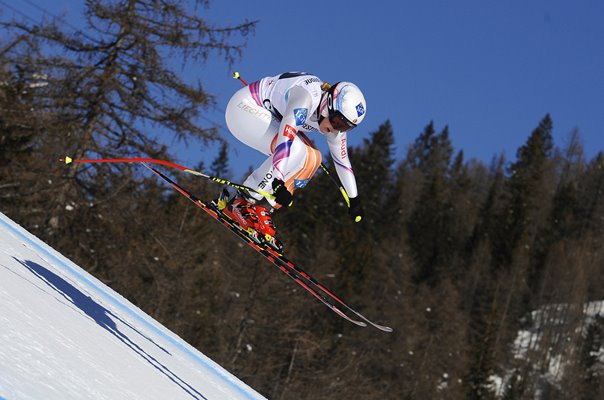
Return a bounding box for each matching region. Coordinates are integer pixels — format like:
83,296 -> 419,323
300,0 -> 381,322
349,196 -> 364,223
272,179 -> 293,207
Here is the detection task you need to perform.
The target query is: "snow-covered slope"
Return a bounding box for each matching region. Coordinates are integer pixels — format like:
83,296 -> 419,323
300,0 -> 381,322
0,212 -> 266,400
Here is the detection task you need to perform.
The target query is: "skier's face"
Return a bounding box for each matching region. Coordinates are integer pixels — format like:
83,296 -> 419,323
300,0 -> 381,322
319,116 -> 338,134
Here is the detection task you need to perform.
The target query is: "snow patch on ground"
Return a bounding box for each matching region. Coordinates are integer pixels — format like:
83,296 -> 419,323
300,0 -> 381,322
488,300 -> 604,398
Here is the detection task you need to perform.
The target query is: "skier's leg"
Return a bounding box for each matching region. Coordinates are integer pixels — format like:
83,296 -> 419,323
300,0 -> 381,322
225,86 -> 278,155
241,137 -> 321,206
283,143 -> 322,194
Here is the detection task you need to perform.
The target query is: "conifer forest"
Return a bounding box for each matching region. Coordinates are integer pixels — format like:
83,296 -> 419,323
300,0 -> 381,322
1,1 -> 603,399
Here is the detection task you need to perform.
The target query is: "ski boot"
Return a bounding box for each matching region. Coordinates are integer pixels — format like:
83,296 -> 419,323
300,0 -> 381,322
221,194 -> 263,242
218,190 -> 283,253
253,204 -> 283,254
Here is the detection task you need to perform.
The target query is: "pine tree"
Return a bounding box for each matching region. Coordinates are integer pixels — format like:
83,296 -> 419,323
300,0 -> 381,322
348,120 -> 396,228
333,121 -> 396,291
1,0 -> 256,231
404,122 -> 454,284
210,141 -> 231,178
493,114 -> 554,267
531,129 -> 586,301
579,152 -> 604,238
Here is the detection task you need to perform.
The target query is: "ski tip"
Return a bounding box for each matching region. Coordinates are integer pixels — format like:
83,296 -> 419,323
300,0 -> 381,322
60,156 -> 73,164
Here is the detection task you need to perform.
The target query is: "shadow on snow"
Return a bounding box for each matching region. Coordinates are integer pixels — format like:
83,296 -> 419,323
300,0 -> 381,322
14,258 -> 208,400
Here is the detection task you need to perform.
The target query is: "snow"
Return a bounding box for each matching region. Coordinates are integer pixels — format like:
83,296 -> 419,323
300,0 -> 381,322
0,212 -> 266,400
488,299 -> 604,398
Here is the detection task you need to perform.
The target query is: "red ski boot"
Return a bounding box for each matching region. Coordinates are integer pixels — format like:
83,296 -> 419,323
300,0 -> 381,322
222,196 -> 260,235
254,205 -> 283,253
220,192 -> 284,253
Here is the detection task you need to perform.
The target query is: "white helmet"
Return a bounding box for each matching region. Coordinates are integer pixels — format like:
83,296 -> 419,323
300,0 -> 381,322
326,81 -> 367,131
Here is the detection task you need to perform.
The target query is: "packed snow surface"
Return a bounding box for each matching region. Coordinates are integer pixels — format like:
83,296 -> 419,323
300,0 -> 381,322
0,212 -> 265,400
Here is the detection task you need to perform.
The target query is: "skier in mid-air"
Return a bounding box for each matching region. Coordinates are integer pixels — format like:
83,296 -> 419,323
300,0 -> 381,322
60,72 -> 391,331
221,72 -> 367,249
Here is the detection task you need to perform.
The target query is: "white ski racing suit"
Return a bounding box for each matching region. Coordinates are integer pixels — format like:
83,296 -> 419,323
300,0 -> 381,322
225,72 -> 358,206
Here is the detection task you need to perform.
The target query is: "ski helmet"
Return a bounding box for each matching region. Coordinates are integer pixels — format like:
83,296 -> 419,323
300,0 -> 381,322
326,82 -> 367,132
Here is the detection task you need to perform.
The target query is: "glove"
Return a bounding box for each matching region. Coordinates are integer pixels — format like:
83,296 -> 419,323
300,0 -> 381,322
272,179 -> 293,207
348,196 -> 364,223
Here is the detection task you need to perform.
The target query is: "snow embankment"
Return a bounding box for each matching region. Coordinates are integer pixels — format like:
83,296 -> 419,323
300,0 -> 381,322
0,212 -> 265,400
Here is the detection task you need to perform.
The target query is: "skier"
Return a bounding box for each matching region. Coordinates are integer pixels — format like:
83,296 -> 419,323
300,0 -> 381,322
222,72 -> 367,249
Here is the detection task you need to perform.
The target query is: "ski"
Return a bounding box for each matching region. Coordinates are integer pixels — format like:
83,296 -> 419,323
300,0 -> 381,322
141,162 -> 392,332
267,248 -> 394,333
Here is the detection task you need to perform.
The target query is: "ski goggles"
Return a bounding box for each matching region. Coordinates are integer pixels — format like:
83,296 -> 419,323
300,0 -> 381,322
328,110 -> 357,132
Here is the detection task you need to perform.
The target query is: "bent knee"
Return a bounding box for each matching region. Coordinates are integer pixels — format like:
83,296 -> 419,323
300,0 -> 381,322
285,143 -> 322,193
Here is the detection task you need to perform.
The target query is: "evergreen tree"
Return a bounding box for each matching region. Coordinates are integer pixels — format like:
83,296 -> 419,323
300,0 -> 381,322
334,121 -> 395,290
531,130 -> 587,302
348,120 -> 396,228
493,114 -> 554,267
579,152 -> 604,237
404,122 -> 454,284
405,121 -> 453,177
210,141 -> 231,178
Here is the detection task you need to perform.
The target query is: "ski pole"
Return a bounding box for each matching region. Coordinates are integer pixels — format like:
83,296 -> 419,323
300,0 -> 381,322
60,156 -> 276,201
318,163 -> 351,207
232,71 -> 352,207
295,132 -> 351,207
232,71 -> 248,86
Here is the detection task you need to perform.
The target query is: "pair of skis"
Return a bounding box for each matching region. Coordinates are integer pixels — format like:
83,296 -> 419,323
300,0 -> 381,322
62,157 -> 392,332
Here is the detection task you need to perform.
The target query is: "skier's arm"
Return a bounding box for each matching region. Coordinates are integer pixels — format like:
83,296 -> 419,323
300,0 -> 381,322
326,131 -> 359,199
272,85 -> 313,181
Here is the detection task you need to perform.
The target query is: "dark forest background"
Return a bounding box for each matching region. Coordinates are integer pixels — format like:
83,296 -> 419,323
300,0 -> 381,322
1,1 -> 603,399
